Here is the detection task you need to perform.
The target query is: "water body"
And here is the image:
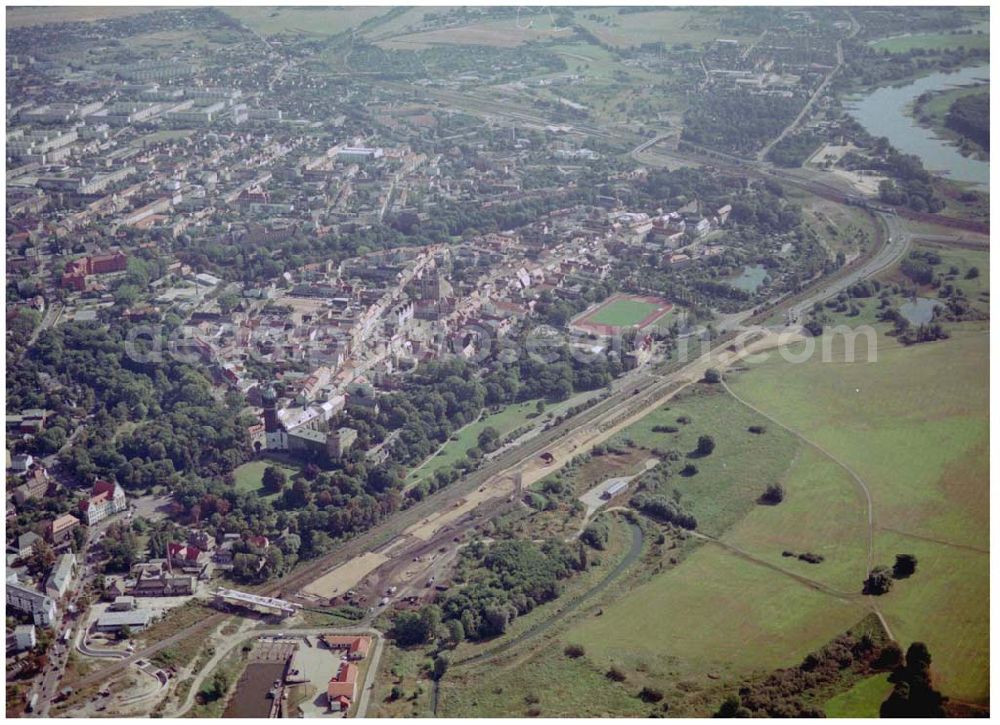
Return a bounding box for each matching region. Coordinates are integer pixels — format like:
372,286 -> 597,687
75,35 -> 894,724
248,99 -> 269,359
899,297 -> 943,325
223,662 -> 285,718
846,63 -> 990,189
727,264 -> 768,292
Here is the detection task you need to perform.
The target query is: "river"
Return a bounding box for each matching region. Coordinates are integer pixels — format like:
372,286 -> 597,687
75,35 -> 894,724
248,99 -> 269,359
846,63 -> 990,189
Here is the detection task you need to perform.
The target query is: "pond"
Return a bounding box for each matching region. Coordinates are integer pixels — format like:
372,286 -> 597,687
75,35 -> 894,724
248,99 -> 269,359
899,297 -> 943,325
846,63 -> 990,189
223,662 -> 285,719
727,264 -> 769,292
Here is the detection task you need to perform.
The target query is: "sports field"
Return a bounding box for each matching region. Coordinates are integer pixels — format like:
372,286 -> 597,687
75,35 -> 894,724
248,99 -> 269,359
571,293 -> 673,334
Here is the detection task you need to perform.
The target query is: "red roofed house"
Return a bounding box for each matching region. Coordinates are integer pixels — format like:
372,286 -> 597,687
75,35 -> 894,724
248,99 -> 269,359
320,635 -> 371,660
246,535 -> 269,550
167,542 -> 209,576
326,662 -> 358,711
60,252 -> 128,290
79,479 -> 127,526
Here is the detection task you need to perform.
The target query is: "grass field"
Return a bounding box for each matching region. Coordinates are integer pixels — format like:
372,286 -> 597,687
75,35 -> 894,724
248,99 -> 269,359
871,31 -> 990,53
564,541 -> 867,711
576,7 -> 755,49
439,516 -> 652,717
609,385 -> 801,537
378,16 -> 567,49
221,7 -> 390,37
588,299 -> 661,327
405,399 -> 545,487
823,673 -> 894,716
558,328 -> 987,711
728,330 -> 989,702
574,294 -> 673,333
6,6 -> 160,27
232,460 -> 301,500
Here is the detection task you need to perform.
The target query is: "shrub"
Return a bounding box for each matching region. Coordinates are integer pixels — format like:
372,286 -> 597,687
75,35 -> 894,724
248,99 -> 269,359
748,425 -> 766,434
892,553 -> 917,579
639,686 -> 664,703
703,368 -> 722,383
863,566 -> 894,595
695,435 -> 715,456
606,666 -> 627,682
564,644 -> 585,658
760,483 -> 784,504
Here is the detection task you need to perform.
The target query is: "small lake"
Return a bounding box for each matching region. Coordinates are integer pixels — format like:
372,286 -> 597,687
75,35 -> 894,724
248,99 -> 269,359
846,63 -> 990,189
727,264 -> 768,292
899,297 -> 943,325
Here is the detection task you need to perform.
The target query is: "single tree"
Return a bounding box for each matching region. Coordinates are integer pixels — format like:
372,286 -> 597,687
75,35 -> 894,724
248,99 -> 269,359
893,553 -> 918,579
696,435 -> 716,456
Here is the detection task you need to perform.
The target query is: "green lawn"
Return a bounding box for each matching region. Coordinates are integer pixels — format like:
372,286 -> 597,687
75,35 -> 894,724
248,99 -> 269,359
232,460 -> 300,500
405,399 -> 548,487
871,31 -> 989,53
587,298 -> 661,328
824,673 -> 893,717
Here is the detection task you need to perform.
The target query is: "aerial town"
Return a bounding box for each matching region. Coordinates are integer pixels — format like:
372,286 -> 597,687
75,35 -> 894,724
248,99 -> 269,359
5,4 -> 990,720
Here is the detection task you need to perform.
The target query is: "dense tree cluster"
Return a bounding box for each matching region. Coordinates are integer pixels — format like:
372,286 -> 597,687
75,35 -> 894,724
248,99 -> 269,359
682,90 -> 806,157
945,92 -> 989,150
716,627 -> 897,717
766,130 -> 825,168
881,642 -> 947,717
437,538 -> 588,641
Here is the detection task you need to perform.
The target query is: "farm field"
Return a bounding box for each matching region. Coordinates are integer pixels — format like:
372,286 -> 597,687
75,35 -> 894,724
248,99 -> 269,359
575,7 -> 756,49
5,6 -> 160,27
220,7 -> 390,37
870,31 -> 989,53
232,460 -> 301,500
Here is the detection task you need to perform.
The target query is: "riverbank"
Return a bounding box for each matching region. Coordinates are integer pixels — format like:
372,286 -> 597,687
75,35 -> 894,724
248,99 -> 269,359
909,83 -> 989,162
845,62 -> 990,189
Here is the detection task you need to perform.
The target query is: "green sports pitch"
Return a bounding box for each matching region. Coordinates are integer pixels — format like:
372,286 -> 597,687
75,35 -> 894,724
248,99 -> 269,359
572,293 -> 673,332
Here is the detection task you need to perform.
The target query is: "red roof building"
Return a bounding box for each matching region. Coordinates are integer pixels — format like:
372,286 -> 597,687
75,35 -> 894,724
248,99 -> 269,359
327,662 -> 358,706
320,635 -> 371,660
